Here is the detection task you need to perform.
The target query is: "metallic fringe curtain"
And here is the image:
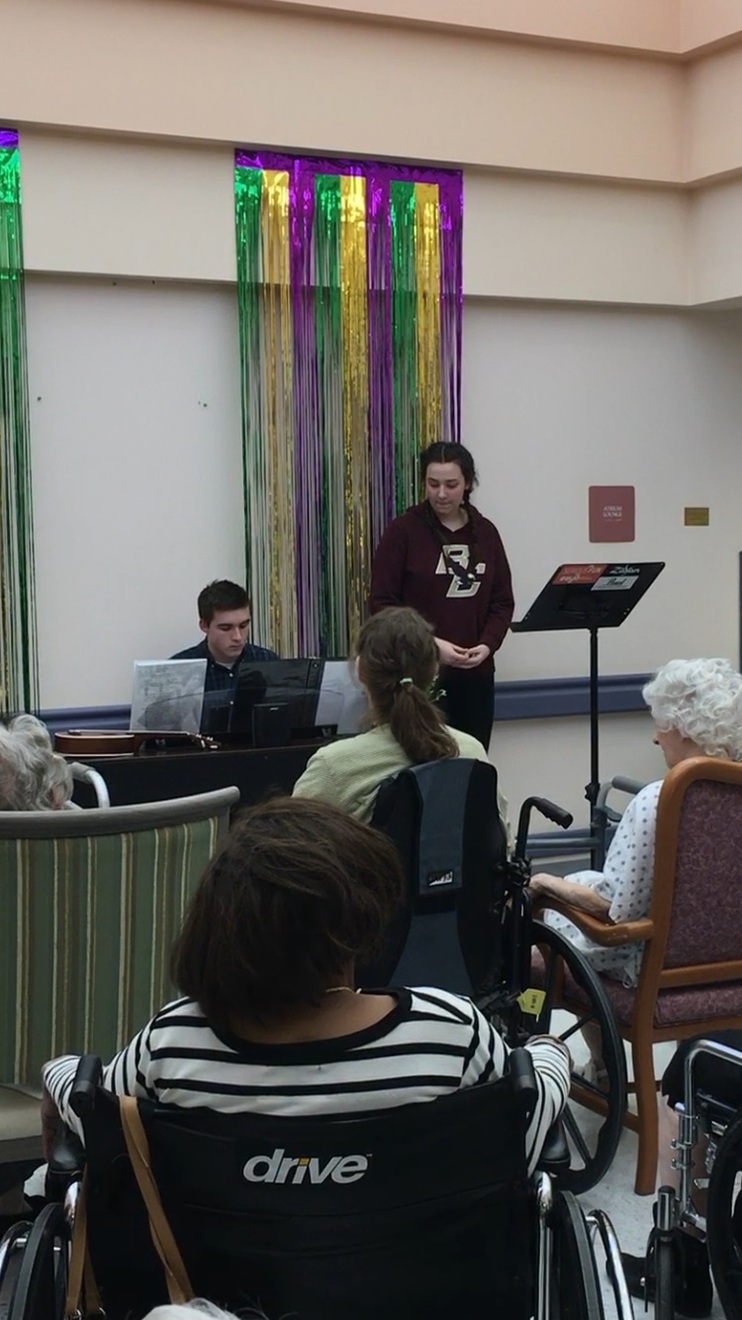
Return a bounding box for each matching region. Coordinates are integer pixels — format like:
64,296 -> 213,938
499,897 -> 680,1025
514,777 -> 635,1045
0,130 -> 38,712
235,153 -> 463,657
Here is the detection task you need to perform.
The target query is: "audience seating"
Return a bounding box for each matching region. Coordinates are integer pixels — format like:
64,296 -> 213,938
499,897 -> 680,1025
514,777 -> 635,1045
0,788 -> 238,1181
0,1051 -> 633,1320
537,757 -> 742,1194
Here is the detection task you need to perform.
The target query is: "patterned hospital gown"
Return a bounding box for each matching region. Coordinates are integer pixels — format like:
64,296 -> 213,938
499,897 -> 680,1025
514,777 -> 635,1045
543,780 -> 662,986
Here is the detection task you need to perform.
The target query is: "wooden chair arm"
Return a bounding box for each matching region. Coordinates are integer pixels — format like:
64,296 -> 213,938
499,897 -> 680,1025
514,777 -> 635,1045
533,897 -> 654,948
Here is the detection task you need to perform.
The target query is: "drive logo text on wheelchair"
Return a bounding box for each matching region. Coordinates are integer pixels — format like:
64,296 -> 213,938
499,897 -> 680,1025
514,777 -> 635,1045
243,1148 -> 371,1185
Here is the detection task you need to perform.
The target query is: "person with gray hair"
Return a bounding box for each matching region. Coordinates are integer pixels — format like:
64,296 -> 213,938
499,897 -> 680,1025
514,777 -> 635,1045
0,713 -> 73,811
530,658 -> 742,991
145,1304 -> 268,1320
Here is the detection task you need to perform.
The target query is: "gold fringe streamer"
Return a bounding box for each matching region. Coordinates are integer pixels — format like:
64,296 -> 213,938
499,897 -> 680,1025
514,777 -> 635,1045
414,183 -> 442,450
260,171 -> 297,654
339,175 -> 369,644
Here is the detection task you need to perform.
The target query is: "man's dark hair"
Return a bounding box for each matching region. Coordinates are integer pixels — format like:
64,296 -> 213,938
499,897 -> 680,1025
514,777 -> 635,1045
172,797 -> 404,1027
197,580 -> 250,624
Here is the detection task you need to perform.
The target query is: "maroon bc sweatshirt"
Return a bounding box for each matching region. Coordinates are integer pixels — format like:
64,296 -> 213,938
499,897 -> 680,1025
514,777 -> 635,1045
369,502 -> 514,676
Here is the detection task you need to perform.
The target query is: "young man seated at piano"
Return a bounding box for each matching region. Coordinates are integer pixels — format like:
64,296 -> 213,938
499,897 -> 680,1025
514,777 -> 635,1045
171,580 -> 278,733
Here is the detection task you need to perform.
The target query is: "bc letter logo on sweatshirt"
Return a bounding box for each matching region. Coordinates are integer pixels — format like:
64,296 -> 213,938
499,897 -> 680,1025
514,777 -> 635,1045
435,545 -> 485,598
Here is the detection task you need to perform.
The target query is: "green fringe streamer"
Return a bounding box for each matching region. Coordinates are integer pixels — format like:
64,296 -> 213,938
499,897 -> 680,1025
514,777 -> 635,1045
234,167 -> 269,647
314,175 -> 344,653
390,181 -> 418,514
0,137 -> 38,713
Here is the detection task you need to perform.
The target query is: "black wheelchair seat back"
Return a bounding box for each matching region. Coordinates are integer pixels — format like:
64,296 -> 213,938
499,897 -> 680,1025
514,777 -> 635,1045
78,1068 -> 535,1320
365,758 -> 509,996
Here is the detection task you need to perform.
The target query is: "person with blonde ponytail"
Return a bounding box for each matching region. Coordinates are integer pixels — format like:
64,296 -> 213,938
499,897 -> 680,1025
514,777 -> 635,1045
293,607 -> 508,831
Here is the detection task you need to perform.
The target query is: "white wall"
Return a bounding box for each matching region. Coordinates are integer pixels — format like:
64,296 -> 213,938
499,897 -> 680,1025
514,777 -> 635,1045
465,301 -> 742,680
27,279 -> 742,716
26,277 -> 244,708
19,132 -> 691,307
493,712 -> 664,834
0,0 -> 684,181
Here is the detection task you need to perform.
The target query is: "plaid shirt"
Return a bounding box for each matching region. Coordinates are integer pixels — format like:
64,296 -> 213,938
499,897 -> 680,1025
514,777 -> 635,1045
171,640 -> 278,694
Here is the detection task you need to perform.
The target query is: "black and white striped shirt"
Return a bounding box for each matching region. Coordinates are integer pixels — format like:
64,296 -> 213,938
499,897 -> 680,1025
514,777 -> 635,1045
44,988 -> 570,1174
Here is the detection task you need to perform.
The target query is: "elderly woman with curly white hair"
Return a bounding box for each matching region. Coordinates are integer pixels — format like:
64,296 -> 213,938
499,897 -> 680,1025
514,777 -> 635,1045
0,713 -> 73,810
530,658 -> 742,989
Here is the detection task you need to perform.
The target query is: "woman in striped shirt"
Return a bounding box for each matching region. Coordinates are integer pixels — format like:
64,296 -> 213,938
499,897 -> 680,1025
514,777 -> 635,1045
43,798 -> 570,1175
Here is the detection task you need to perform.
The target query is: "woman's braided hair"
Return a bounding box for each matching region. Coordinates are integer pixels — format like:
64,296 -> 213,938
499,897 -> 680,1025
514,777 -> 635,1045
421,442 -> 480,584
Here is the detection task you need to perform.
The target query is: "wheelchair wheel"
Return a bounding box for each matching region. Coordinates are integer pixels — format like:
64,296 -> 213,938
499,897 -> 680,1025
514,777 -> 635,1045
707,1109 -> 742,1320
6,1205 -> 68,1320
551,1190 -> 604,1319
0,1222 -> 31,1312
653,1231 -> 675,1320
648,1184 -> 676,1320
522,920 -> 627,1195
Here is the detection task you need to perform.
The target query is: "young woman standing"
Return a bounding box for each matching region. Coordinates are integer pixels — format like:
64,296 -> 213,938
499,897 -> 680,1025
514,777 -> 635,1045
369,443 -> 514,749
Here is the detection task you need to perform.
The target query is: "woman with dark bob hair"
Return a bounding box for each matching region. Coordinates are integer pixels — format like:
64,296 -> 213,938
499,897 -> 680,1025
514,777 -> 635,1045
43,798 -> 568,1174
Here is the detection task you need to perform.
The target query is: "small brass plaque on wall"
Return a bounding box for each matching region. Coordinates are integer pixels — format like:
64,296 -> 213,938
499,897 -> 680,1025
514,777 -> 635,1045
684,507 -> 709,526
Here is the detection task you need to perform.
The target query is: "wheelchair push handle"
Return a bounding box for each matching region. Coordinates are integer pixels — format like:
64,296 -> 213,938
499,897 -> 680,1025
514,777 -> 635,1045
515,796 -> 574,858
507,1047 -> 538,1116
70,1054 -> 103,1117
532,798 -> 573,830
610,775 -> 646,797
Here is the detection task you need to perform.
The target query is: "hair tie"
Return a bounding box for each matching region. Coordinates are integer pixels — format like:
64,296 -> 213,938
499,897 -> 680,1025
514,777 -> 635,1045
398,677 -> 414,688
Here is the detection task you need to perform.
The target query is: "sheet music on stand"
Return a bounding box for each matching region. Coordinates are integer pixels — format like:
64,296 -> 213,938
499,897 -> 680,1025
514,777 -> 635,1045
512,561 -> 665,860
130,659 -> 207,734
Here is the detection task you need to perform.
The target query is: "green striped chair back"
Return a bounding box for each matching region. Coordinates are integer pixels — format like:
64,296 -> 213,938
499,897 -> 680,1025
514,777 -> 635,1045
0,788 -> 238,1087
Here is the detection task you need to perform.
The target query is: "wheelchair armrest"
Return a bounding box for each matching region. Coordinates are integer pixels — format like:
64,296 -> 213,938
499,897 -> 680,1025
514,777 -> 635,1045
533,899 -> 654,948
595,776 -> 646,812
45,1126 -> 86,1202
536,1120 -> 571,1177
508,1047 -> 538,1116
70,1054 -> 103,1118
696,1088 -> 740,1130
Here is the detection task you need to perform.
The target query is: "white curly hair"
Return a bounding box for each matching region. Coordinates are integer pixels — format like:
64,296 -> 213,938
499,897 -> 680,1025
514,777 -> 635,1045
642,658 -> 742,761
145,1305 -> 269,1320
0,713 -> 73,810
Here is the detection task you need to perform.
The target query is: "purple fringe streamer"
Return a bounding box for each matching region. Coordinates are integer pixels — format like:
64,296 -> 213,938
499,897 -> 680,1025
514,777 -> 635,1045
236,150 -> 463,652
287,161 -> 318,650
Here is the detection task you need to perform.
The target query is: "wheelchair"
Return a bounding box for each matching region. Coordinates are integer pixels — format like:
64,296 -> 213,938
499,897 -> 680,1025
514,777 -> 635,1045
636,1034 -> 742,1320
366,757 -> 628,1194
0,1051 -> 635,1320
525,768 -> 647,872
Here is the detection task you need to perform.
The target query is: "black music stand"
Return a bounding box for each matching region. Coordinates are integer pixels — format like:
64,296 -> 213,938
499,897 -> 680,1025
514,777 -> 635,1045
512,562 -> 665,841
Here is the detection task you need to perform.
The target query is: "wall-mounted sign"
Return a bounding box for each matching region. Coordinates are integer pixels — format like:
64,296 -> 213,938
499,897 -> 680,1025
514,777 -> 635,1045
684,507 -> 709,526
589,486 -> 635,543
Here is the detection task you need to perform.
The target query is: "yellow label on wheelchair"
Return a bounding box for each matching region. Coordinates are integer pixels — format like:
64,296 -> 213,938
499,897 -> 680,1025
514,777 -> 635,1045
517,988 -> 546,1017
